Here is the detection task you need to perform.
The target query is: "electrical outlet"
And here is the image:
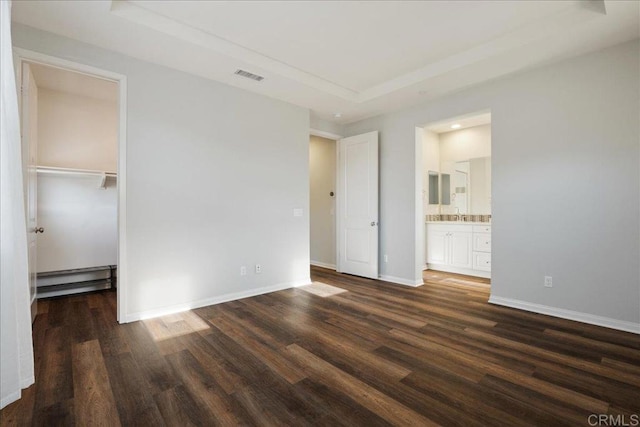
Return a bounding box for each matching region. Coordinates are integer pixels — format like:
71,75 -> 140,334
240,266 -> 247,276
384,254 -> 388,263
255,264 -> 262,274
544,276 -> 553,288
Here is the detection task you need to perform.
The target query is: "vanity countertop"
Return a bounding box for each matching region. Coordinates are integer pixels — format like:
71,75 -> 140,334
426,221 -> 491,226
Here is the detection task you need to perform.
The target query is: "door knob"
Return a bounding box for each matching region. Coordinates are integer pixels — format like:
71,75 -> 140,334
34,227 -> 44,234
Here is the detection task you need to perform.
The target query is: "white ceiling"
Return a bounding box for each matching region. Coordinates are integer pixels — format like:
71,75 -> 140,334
29,62 -> 118,102
12,1 -> 639,125
426,112 -> 492,135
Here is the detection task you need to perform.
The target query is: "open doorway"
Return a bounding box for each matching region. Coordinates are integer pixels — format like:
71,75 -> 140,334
309,134 -> 337,270
418,112 -> 492,285
16,50 -> 126,323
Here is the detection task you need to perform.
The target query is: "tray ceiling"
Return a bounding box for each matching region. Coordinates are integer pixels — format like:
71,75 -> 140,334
11,0 -> 640,124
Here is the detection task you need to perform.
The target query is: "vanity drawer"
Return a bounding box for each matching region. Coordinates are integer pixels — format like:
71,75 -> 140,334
473,252 -> 491,271
473,233 -> 492,252
473,225 -> 491,233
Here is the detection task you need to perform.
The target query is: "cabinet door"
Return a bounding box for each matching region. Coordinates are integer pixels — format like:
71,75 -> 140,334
450,231 -> 472,268
426,230 -> 447,264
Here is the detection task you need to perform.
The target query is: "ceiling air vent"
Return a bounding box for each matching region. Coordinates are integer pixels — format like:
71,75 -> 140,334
234,69 -> 264,82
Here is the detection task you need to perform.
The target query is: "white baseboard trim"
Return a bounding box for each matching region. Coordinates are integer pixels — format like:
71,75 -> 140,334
489,296 -> 640,334
379,274 -> 423,287
310,260 -> 336,270
422,264 -> 428,271
123,278 -> 311,323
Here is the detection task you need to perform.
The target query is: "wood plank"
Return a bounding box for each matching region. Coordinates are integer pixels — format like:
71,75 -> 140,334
154,386 -> 210,427
164,349 -> 249,426
212,314 -> 307,384
174,332 -> 247,395
71,340 -> 121,426
479,375 -> 594,425
543,328 -> 640,363
292,378 -> 393,427
32,399 -> 75,427
34,326 -> 73,410
103,352 -> 165,426
401,371 -> 543,427
465,327 -> 640,387
284,343 -> 439,427
389,328 -> 609,413
120,321 -> 180,394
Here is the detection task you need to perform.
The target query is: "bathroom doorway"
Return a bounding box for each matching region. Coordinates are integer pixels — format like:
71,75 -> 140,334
417,111 -> 492,284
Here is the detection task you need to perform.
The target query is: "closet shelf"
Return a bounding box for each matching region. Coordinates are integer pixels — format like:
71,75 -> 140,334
36,166 -> 117,189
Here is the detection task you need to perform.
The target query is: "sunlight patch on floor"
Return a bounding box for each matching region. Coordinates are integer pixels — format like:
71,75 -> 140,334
443,278 -> 490,288
299,281 -> 347,297
144,310 -> 210,342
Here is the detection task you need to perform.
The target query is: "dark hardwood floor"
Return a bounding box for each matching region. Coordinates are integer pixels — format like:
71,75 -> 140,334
2,266 -> 639,426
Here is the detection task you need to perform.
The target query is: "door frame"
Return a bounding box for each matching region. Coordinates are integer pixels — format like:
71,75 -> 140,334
14,48 -> 128,323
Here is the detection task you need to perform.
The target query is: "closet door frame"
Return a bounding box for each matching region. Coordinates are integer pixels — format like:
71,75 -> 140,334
14,48 -> 129,324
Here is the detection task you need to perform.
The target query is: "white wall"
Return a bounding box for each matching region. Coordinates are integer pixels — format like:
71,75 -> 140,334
14,24 -> 311,321
468,156 -> 491,214
38,88 -> 117,171
439,124 -> 491,166
36,86 -> 118,273
345,40 -> 639,329
310,115 -> 345,137
422,129 -> 440,215
37,175 -> 117,272
309,135 -> 336,268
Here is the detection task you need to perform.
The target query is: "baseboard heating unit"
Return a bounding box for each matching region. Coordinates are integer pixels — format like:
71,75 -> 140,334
37,265 -> 117,298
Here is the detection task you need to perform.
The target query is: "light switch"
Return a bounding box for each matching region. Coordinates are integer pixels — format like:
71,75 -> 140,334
293,208 -> 303,217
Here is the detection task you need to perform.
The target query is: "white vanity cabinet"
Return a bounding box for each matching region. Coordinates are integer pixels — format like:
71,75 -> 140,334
472,225 -> 491,272
426,223 -> 491,278
426,224 -> 472,269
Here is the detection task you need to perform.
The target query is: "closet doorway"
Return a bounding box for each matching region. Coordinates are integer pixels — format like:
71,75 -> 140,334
309,133 -> 338,271
16,49 -> 127,323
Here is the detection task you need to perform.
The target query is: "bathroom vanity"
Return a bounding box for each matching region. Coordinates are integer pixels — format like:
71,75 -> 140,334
426,221 -> 491,278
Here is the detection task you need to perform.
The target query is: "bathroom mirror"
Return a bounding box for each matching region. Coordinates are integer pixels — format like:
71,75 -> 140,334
452,157 -> 491,214
428,171 -> 439,204
441,173 -> 450,205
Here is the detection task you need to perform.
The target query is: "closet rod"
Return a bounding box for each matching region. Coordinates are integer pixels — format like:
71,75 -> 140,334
36,166 -> 117,178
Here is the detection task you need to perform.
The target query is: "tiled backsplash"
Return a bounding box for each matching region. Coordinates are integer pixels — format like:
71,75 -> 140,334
426,214 -> 491,223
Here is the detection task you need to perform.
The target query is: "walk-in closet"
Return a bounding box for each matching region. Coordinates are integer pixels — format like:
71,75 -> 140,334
21,61 -> 119,309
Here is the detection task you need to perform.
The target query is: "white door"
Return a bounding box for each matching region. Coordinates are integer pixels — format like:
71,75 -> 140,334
337,131 -> 379,279
21,63 -> 38,322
